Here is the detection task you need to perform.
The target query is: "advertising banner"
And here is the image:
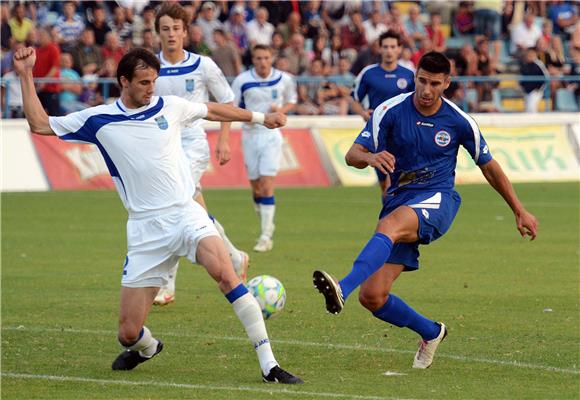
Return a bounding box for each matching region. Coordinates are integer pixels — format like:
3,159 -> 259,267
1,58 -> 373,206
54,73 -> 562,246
317,128 -> 378,186
32,135 -> 114,190
456,125 -> 580,183
318,125 -> 579,186
202,129 -> 330,188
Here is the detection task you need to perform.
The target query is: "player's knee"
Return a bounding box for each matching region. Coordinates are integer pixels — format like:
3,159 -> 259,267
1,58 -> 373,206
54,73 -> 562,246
117,325 -> 141,346
358,289 -> 388,312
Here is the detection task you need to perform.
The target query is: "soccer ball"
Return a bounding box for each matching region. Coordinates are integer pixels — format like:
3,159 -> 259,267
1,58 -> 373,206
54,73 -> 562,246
247,275 -> 286,319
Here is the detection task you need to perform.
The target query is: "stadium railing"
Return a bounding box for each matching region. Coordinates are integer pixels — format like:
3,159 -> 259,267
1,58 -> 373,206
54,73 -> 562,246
1,75 -> 579,118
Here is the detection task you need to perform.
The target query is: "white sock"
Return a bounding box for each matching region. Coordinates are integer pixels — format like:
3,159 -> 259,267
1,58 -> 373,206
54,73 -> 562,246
232,292 -> 278,375
127,326 -> 159,358
213,217 -> 242,266
165,262 -> 178,293
260,204 -> 276,240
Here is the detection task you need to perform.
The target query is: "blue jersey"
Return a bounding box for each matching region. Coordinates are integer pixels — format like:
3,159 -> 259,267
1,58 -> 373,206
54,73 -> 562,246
355,92 -> 493,194
351,64 -> 415,109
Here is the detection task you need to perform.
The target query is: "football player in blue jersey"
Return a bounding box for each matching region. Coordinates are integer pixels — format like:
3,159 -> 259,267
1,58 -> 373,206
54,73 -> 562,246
314,51 -> 538,369
351,30 -> 415,198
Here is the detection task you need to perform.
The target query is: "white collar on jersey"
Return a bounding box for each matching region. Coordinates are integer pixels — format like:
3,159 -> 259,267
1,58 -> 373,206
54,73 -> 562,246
159,49 -> 194,66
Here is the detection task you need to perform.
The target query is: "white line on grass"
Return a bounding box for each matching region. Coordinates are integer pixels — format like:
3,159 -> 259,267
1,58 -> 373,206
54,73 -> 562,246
4,325 -> 578,375
1,372 -> 411,400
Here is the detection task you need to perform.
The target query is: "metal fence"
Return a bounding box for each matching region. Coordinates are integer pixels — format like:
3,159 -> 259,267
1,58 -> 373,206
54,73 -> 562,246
1,75 -> 579,118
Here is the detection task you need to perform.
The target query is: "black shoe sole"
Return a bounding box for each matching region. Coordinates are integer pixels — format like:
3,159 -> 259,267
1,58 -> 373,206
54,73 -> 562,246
112,340 -> 164,371
312,270 -> 343,314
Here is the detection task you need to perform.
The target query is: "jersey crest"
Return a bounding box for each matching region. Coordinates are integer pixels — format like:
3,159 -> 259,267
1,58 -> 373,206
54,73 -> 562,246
271,89 -> 278,99
186,79 -> 195,92
434,130 -> 451,147
397,78 -> 409,89
155,115 -> 169,130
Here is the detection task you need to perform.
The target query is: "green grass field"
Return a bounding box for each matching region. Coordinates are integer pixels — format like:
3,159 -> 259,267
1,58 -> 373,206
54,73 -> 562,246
2,183 -> 579,399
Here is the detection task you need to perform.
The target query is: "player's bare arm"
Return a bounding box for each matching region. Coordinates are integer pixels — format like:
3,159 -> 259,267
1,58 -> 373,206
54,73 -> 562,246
13,47 -> 55,135
350,99 -> 373,122
270,102 -> 296,114
479,159 -> 538,240
205,102 -> 286,129
345,143 -> 395,174
216,102 -> 234,165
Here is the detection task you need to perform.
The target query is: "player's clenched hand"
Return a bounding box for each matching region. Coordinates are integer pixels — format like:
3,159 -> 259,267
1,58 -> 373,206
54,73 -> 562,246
215,138 -> 231,165
264,112 -> 286,128
516,209 -> 538,241
367,151 -> 395,174
13,47 -> 36,76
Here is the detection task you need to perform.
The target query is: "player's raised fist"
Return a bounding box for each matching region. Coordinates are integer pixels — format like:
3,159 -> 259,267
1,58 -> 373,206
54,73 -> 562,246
264,112 -> 286,129
13,47 -> 36,75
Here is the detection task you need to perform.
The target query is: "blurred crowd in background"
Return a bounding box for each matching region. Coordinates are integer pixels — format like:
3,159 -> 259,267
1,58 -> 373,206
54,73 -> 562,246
1,0 -> 579,118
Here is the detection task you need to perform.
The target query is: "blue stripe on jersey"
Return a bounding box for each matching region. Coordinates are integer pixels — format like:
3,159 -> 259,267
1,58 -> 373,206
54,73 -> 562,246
61,98 -> 165,181
239,75 -> 282,109
159,56 -> 201,76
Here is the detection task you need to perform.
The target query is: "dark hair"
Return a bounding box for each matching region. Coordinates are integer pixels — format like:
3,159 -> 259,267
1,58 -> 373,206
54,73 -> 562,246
378,30 -> 402,47
155,2 -> 190,33
417,51 -> 451,75
213,28 -> 225,36
117,48 -> 160,85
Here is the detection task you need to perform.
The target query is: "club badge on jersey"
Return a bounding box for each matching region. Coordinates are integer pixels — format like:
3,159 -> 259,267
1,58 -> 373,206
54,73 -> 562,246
186,79 -> 195,92
271,89 -> 278,99
155,115 -> 169,130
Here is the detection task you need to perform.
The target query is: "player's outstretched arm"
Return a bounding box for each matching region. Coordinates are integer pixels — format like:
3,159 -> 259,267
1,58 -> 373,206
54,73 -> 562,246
13,47 -> 55,135
479,159 -> 538,240
345,143 -> 395,174
205,102 -> 286,129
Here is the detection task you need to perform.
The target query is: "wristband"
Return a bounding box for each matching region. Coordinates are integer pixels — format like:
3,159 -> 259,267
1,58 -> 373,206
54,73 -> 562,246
251,111 -> 265,125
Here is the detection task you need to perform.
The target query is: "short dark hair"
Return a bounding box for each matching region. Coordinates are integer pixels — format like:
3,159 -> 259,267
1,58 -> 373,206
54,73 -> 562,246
117,48 -> 160,85
378,30 -> 402,47
417,51 -> 451,75
155,2 -> 190,33
213,28 -> 225,36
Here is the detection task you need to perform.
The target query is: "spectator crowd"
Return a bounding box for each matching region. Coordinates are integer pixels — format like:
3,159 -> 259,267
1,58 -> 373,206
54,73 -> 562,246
1,0 -> 579,117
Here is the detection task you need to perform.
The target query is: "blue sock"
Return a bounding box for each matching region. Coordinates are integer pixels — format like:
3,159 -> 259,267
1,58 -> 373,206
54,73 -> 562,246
372,294 -> 441,340
253,196 -> 262,205
339,233 -> 393,300
225,283 -> 249,303
260,196 -> 275,205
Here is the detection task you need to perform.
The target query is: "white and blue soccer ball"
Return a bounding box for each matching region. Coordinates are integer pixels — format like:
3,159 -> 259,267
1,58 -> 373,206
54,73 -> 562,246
247,275 -> 286,319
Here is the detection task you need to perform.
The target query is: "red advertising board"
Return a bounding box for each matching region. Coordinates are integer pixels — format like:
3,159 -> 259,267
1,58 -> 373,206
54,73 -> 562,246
31,129 -> 330,190
32,135 -> 114,190
202,129 -> 330,188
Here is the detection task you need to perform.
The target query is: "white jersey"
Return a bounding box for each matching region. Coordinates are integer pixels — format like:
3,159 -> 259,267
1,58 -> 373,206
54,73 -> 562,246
155,50 -> 234,142
231,68 -> 297,134
49,96 -> 208,215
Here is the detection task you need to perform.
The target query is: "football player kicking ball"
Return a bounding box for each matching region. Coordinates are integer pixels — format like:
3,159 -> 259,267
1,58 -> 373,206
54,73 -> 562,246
14,46 -> 302,384
314,52 -> 538,369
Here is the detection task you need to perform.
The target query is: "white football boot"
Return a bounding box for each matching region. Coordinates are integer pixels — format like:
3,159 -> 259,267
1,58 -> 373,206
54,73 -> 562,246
153,286 -> 175,306
412,322 -> 448,369
253,237 -> 273,252
233,250 -> 250,282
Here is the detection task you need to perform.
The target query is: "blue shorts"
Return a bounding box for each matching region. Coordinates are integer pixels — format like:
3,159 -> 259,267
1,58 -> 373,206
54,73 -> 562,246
379,190 -> 461,271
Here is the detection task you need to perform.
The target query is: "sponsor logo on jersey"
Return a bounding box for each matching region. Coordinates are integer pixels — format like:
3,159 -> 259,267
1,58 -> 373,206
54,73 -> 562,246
482,145 -> 489,154
396,78 -> 408,89
434,130 -> 451,147
186,79 -> 195,92
416,121 -> 434,127
155,115 -> 169,130
421,209 -> 430,219
361,131 -> 371,138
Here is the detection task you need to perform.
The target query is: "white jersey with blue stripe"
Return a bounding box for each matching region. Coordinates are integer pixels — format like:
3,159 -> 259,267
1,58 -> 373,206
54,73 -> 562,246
48,96 -> 208,215
155,50 -> 234,141
231,68 -> 297,134
354,92 -> 493,194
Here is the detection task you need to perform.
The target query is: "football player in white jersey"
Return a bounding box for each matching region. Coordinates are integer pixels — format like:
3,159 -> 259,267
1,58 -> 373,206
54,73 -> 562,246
13,46 -> 303,384
231,45 -> 297,252
153,3 -> 248,306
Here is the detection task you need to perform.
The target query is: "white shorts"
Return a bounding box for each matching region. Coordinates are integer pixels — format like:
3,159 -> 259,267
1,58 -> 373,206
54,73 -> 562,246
183,137 -> 210,191
242,131 -> 283,180
121,201 -> 219,288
